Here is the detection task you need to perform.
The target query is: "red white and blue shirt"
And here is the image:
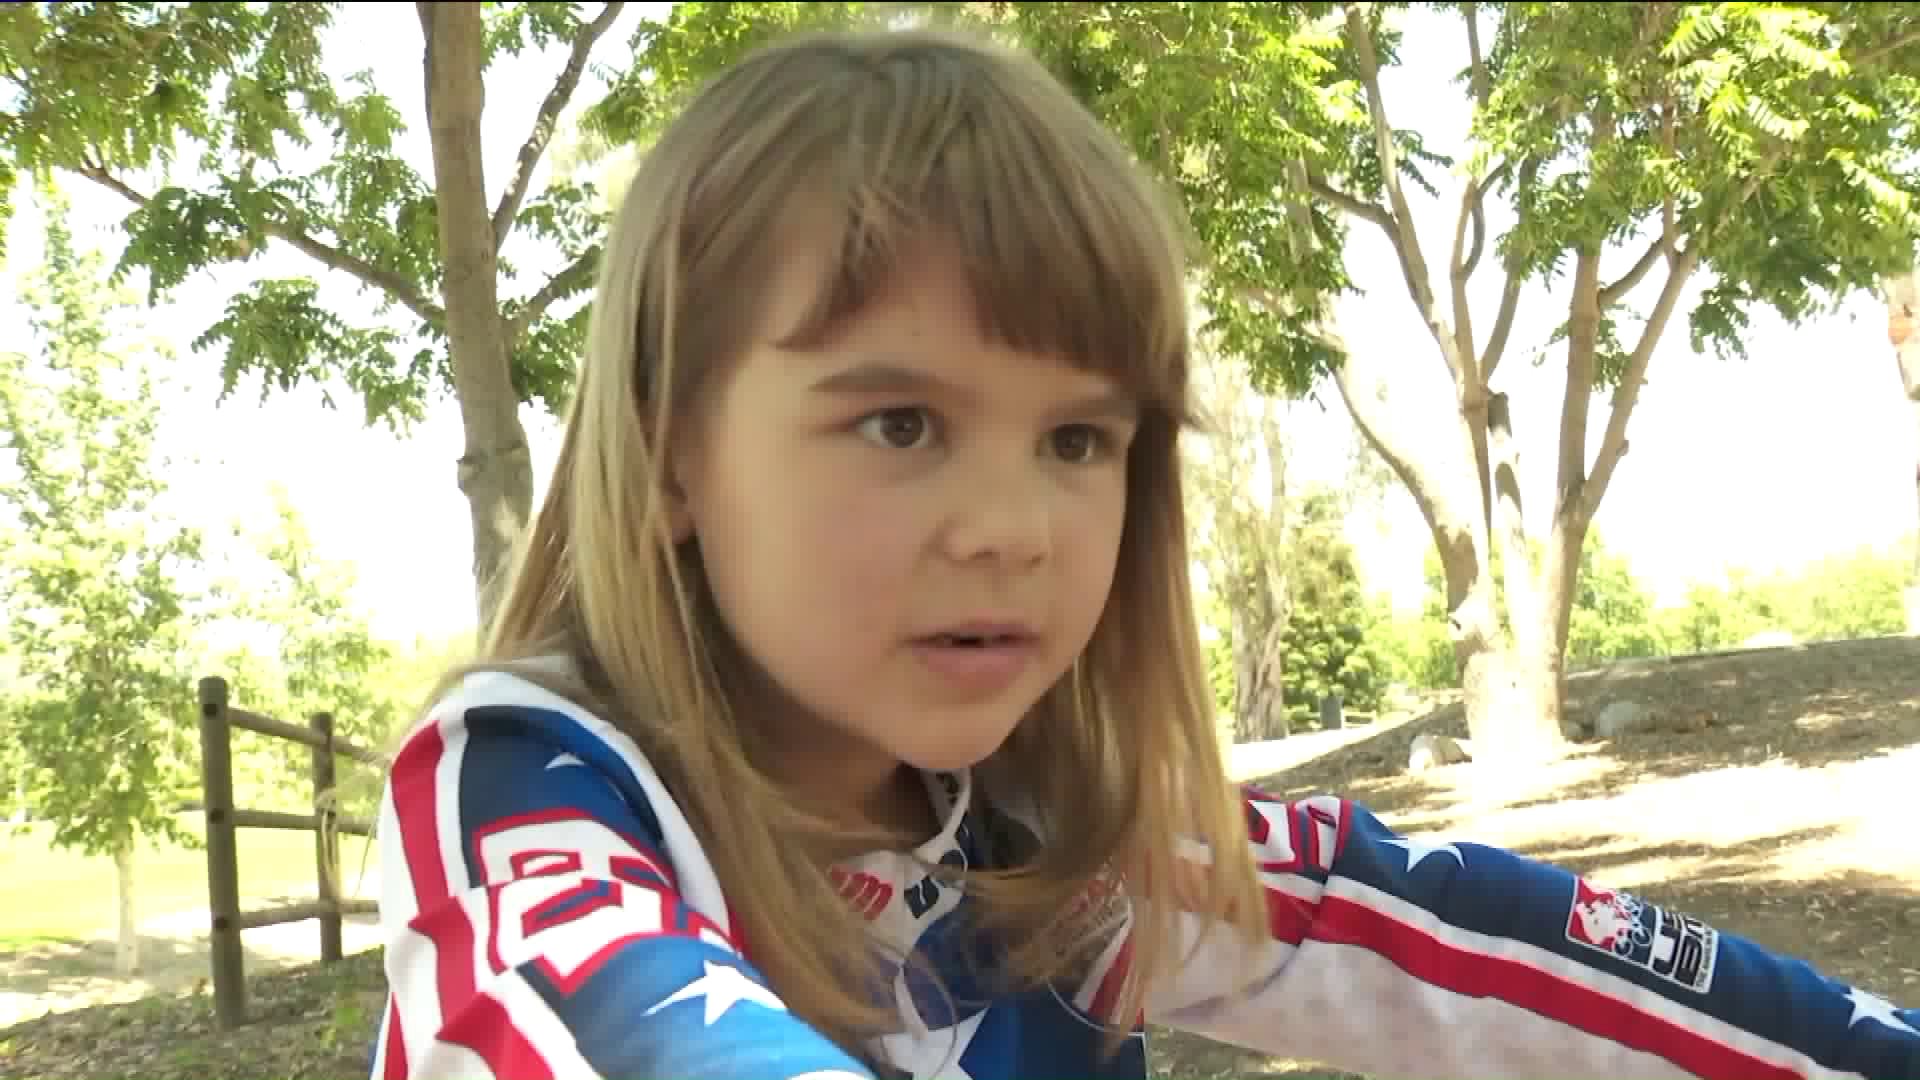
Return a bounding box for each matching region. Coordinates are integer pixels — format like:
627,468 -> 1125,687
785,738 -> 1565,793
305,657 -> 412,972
369,670 -> 1920,1079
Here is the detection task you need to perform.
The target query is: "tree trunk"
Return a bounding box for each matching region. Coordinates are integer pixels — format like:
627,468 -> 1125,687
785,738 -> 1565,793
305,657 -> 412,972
419,2 -> 536,631
113,838 -> 138,976
1331,340 -> 1569,760
1232,605 -> 1289,742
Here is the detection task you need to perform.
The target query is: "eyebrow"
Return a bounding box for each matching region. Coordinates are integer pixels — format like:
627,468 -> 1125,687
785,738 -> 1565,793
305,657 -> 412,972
809,361 -> 1141,424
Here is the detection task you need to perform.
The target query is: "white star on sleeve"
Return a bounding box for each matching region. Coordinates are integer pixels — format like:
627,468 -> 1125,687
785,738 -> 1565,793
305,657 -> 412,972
1847,986 -> 1920,1038
643,960 -> 787,1025
1381,835 -> 1465,873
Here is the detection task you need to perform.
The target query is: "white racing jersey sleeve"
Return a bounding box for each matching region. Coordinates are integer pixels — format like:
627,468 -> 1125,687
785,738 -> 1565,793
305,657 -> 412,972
1146,788 -> 1920,1080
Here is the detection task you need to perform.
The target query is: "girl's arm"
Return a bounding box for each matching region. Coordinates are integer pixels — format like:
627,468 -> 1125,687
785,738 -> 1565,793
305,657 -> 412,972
1147,788 -> 1919,1080
371,682 -> 873,1080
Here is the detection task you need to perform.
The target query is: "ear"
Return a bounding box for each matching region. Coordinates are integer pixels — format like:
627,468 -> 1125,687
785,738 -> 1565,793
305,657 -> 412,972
661,464 -> 695,544
655,418 -> 700,546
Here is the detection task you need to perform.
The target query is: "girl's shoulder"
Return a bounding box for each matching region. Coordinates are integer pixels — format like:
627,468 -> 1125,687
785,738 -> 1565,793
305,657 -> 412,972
393,663 -> 736,931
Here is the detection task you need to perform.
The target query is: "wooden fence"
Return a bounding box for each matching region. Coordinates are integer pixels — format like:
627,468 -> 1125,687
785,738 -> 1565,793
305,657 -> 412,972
195,675 -> 388,1029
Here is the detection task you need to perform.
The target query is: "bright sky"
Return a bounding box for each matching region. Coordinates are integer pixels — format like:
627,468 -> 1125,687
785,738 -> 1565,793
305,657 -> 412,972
2,6 -> 1912,642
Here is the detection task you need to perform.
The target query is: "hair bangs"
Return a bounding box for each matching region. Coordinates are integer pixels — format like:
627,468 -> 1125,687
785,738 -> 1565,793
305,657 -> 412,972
753,37 -> 1196,426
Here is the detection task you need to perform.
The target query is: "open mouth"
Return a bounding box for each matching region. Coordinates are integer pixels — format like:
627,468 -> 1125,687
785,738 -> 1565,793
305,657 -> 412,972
924,633 -> 1025,649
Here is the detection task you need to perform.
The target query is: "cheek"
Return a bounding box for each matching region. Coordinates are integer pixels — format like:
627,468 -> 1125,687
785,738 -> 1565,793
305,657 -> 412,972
1059,480 -> 1129,604
796,481 -> 924,591
698,449 -> 921,635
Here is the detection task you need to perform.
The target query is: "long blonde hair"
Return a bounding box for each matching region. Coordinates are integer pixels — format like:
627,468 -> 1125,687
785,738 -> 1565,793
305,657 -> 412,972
457,22 -> 1267,1059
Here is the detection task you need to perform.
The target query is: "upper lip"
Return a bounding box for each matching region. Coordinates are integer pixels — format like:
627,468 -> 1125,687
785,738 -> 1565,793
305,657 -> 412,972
918,620 -> 1038,641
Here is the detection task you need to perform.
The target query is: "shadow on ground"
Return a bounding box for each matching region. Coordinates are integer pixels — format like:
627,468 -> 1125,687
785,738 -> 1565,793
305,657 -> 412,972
1247,636 -> 1920,822
0,947 -> 384,1080
0,930 -> 336,1005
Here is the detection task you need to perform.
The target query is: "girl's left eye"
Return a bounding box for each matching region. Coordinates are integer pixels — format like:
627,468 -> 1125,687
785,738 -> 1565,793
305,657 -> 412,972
1049,424 -> 1110,463
855,407 -> 937,450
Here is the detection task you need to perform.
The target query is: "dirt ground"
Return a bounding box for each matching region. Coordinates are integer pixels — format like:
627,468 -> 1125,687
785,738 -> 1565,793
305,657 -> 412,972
2,637 -> 1915,1080
0,892 -> 383,1030
1147,635 -> 1920,1079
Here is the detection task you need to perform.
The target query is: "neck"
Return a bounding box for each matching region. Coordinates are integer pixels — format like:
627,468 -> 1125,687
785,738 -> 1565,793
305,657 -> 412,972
738,685 -> 940,850
786,741 -> 939,849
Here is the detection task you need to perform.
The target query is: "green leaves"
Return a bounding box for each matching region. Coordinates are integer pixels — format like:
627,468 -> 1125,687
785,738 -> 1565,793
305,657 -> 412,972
0,192 -> 202,858
0,2 -> 614,429
0,3 -> 335,178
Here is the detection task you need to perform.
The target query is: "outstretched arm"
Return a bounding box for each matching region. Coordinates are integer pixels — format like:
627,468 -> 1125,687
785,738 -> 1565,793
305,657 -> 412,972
1148,789 -> 1920,1080
371,682 -> 874,1080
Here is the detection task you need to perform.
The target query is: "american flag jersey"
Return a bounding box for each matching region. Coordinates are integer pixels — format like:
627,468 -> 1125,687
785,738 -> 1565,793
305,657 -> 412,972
369,670 -> 1920,1079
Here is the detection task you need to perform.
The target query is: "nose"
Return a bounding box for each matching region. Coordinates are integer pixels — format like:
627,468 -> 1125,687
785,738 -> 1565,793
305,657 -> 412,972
938,458 -> 1053,569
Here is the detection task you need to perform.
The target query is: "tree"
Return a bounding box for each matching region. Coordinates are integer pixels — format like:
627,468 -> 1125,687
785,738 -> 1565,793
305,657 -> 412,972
204,491 -> 402,817
1187,346 -> 1298,742
992,2 -> 1920,761
0,2 -> 604,624
1276,491 -> 1392,719
0,2 -> 886,626
0,191 -> 203,974
1187,336 -> 1392,741
1885,259 -> 1920,630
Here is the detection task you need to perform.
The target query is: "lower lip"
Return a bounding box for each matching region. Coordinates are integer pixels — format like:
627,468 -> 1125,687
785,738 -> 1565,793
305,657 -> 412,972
910,639 -> 1036,694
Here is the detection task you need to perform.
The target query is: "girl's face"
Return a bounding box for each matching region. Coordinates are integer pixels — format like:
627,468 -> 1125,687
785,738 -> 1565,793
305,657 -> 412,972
670,229 -> 1138,824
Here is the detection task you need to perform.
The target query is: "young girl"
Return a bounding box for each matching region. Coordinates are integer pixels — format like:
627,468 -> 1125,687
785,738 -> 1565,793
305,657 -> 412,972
371,25 -> 1919,1080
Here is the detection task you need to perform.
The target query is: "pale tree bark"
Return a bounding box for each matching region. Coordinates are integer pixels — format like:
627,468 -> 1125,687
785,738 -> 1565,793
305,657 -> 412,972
1191,353 -> 1294,743
1232,603 -> 1290,743
1885,266 -> 1920,631
113,838 -> 138,975
1240,403 -> 1295,742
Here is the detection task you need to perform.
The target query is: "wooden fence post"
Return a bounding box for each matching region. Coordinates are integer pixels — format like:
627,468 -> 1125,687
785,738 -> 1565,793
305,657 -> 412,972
196,676 -> 247,1029
310,711 -> 343,964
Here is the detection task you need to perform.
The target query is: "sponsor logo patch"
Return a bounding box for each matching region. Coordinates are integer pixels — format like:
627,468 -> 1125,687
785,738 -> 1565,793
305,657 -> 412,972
1565,877 -> 1718,993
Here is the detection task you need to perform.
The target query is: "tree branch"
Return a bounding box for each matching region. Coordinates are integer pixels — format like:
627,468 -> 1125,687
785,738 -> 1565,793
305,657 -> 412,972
506,244 -> 601,343
1597,234 -> 1665,309
1581,246 -> 1701,522
491,2 -> 626,251
1557,245 -> 1604,515
1478,156 -> 1541,381
1463,2 -> 1492,109
1448,2 -> 1495,359
1582,135 -> 1789,524
1852,26 -> 1920,71
1343,2 -> 1470,390
1305,174 -> 1395,233
1246,283 -> 1468,562
1449,183 -> 1486,372
72,163 -> 445,326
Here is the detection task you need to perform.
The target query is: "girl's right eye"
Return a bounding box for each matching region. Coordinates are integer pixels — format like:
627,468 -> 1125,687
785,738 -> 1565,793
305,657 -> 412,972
855,407 -> 937,451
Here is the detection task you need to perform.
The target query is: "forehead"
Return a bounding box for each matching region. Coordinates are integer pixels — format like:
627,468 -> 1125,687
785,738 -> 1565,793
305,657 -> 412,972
753,229 -> 1132,405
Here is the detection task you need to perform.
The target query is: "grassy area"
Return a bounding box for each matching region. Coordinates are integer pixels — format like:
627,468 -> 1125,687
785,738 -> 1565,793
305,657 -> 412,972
0,815 -> 379,943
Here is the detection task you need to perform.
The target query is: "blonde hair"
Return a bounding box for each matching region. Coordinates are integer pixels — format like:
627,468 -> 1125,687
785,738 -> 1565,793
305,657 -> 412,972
455,22 -> 1267,1061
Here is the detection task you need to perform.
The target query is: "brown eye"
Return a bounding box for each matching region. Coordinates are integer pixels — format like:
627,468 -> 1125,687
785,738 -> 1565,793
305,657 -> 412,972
1049,424 -> 1105,463
857,408 -> 935,450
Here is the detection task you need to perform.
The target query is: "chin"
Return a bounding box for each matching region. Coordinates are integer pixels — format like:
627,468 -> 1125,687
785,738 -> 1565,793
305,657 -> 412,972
891,716 -> 1025,775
